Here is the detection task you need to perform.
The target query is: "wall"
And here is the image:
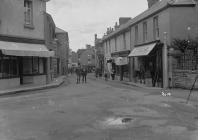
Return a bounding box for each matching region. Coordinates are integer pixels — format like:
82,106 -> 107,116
0,78 -> 20,90
0,0 -> 45,40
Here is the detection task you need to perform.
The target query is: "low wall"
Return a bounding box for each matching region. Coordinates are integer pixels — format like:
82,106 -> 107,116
0,78 -> 20,90
23,75 -> 46,85
172,70 -> 198,89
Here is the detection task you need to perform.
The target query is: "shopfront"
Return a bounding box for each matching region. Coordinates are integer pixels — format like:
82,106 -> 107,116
111,50 -> 130,81
129,42 -> 163,87
0,41 -> 54,90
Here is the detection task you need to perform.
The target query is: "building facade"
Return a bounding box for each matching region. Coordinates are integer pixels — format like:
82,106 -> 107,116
44,12 -> 57,83
55,27 -> 69,75
0,0 -> 54,89
77,45 -> 95,69
102,0 -> 198,88
94,34 -> 104,75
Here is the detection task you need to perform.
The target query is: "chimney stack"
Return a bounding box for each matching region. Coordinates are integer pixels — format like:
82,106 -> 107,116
114,22 -> 119,30
95,34 -> 97,40
147,0 -> 159,8
119,17 -> 131,25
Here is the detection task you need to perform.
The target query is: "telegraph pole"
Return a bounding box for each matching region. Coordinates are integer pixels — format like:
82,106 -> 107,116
163,32 -> 168,88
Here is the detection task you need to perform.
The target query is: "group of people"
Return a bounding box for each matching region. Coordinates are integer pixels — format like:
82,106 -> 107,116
75,67 -> 88,84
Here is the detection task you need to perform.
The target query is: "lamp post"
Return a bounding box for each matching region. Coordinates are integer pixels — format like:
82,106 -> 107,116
163,32 -> 168,88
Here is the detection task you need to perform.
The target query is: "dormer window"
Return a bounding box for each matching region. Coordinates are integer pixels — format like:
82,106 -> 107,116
24,0 -> 34,28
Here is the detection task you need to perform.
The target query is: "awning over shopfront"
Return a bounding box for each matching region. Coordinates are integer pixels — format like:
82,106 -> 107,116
0,41 -> 54,57
115,57 -> 128,66
128,43 -> 156,57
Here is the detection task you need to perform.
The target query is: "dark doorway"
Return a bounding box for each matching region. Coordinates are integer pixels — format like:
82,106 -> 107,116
19,57 -> 23,84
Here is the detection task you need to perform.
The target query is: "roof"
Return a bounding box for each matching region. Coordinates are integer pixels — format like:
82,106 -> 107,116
102,0 -> 196,41
55,27 -> 67,34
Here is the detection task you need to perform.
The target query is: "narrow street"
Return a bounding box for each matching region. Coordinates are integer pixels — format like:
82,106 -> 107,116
0,74 -> 198,140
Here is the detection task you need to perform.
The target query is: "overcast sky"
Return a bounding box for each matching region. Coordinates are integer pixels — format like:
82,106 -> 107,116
47,0 -> 148,52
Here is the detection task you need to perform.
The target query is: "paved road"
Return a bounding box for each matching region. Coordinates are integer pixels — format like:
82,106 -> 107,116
0,74 -> 198,140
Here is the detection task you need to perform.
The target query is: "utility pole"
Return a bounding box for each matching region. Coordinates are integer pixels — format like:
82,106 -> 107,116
163,32 -> 168,88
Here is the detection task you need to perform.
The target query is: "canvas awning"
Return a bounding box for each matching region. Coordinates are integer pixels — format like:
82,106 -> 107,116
0,41 -> 54,57
128,43 -> 156,57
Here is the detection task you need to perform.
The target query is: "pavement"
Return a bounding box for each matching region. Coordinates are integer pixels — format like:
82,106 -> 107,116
0,76 -> 67,96
0,74 -> 198,139
90,74 -> 198,103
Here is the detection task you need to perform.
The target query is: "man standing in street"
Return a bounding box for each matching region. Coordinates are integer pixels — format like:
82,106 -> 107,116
82,67 -> 87,83
76,66 -> 81,84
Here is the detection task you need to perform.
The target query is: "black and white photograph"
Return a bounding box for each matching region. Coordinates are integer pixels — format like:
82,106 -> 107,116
0,0 -> 198,139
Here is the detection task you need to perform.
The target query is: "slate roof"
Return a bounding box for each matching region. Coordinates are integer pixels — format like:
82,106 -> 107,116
102,0 -> 196,41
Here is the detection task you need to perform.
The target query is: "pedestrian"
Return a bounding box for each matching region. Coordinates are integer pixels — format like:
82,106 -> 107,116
140,64 -> 145,84
82,67 -> 87,83
104,71 -> 108,81
76,66 -> 81,84
111,69 -> 115,80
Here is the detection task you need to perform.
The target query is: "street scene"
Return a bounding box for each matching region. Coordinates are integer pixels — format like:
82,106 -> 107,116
0,0 -> 198,139
0,74 -> 198,140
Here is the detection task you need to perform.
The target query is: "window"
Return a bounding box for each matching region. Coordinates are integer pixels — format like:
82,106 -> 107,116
24,0 -> 33,27
115,37 -> 117,51
0,55 -> 19,79
123,33 -> 126,50
153,16 -> 159,40
135,25 -> 139,45
108,40 -> 111,53
143,22 -> 148,42
23,57 -> 45,75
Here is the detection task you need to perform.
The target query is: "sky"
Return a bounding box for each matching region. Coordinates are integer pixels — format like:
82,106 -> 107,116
47,0 -> 148,52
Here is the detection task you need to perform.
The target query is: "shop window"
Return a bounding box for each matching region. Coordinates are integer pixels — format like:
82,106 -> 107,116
0,56 -> 19,79
23,57 -> 32,74
33,57 -> 39,74
39,58 -> 44,74
23,57 -> 45,75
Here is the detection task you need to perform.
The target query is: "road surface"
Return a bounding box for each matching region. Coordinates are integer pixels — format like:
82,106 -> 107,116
0,74 -> 198,140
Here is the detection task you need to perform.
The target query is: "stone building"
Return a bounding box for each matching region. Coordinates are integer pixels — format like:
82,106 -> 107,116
0,0 -> 54,89
101,0 -> 198,88
55,27 -> 69,75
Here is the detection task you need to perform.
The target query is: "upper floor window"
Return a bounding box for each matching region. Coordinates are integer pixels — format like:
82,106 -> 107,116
123,33 -> 126,50
24,0 -> 33,27
115,37 -> 117,51
135,25 -> 138,45
153,16 -> 159,40
143,21 -> 148,42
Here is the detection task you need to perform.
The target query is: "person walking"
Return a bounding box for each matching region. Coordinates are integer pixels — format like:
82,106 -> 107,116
140,64 -> 145,84
82,67 -> 88,83
76,66 -> 81,84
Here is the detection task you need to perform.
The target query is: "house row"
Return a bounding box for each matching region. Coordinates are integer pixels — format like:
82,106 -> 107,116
96,0 -> 198,89
0,0 -> 69,90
